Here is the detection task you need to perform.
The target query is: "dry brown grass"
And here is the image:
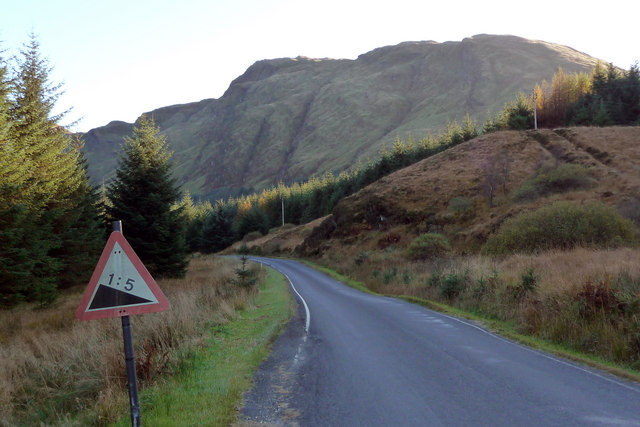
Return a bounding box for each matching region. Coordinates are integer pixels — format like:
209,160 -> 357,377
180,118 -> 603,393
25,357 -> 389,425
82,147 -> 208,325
0,255 -> 253,426
335,246 -> 640,300
494,247 -> 640,294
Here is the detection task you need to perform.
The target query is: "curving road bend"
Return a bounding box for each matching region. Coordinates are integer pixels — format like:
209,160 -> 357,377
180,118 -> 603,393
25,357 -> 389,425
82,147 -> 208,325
240,257 -> 640,426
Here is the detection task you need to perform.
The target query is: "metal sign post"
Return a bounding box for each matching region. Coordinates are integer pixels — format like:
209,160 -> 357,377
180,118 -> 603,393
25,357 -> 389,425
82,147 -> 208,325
113,221 -> 141,427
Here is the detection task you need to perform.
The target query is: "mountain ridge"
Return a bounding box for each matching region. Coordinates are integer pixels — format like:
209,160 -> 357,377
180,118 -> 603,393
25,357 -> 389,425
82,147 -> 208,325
81,34 -> 602,199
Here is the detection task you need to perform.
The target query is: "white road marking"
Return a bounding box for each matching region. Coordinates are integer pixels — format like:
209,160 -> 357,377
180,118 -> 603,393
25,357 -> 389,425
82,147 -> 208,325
251,258 -> 311,334
283,270 -> 311,334
434,309 -> 640,394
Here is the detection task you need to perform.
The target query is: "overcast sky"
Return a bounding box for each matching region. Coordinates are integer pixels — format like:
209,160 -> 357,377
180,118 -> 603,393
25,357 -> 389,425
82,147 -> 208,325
3,0 -> 638,132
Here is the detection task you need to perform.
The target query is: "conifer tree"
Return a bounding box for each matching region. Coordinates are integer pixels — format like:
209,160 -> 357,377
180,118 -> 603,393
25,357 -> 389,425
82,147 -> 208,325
11,35 -> 82,210
106,115 -> 188,278
51,137 -> 105,289
0,45 -> 27,211
1,35 -> 102,304
622,62 -> 640,124
0,46 -> 13,192
200,203 -> 237,253
0,47 -> 48,303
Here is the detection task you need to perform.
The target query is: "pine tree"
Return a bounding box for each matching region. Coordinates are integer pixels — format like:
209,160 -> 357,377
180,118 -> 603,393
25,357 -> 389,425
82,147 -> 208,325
622,62 -> 640,124
1,35 -> 101,304
462,114 -> 478,141
106,115 -> 188,278
0,44 -> 27,211
0,41 -> 53,305
177,191 -> 213,253
236,204 -> 269,238
200,203 -> 237,253
10,34 -> 82,210
51,138 -> 105,289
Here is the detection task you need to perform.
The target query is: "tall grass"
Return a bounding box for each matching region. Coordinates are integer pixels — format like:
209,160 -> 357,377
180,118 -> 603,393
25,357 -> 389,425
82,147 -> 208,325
0,255 -> 255,426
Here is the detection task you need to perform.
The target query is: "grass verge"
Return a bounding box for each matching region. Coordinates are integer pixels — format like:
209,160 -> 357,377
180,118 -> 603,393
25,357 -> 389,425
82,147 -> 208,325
302,260 -> 375,295
302,259 -> 640,383
110,267 -> 292,426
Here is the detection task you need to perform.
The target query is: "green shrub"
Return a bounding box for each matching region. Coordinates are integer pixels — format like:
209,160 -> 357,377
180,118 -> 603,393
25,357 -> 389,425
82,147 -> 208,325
237,243 -> 249,255
355,251 -> 369,266
234,255 -> 257,287
248,245 -> 263,256
483,201 -> 639,255
439,271 -> 469,299
473,275 -> 488,298
401,271 -> 413,284
406,233 -> 452,259
426,272 -> 444,288
512,163 -> 594,201
447,196 -> 474,218
509,267 -> 538,299
520,267 -> 538,293
383,267 -> 397,284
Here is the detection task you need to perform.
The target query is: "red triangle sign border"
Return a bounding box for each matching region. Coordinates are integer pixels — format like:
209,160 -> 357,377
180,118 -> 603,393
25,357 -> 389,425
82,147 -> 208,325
76,231 -> 169,320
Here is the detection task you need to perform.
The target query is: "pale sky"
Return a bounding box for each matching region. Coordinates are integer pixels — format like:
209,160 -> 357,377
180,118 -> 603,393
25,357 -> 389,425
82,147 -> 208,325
3,0 -> 638,132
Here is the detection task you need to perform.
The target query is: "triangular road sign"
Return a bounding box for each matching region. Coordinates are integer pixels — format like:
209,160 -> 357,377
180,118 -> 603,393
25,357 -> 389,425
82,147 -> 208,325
76,231 -> 169,320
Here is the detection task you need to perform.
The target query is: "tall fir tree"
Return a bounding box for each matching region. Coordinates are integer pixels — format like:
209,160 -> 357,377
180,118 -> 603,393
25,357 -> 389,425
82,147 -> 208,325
106,115 -> 188,278
0,35 -> 103,305
51,136 -> 105,289
200,203 -> 237,253
0,42 -> 48,305
622,62 -> 640,124
0,44 -> 27,211
10,35 -> 82,210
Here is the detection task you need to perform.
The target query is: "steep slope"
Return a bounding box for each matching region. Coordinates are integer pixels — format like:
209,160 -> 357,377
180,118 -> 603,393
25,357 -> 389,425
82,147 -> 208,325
82,35 -> 602,199
293,127 -> 640,257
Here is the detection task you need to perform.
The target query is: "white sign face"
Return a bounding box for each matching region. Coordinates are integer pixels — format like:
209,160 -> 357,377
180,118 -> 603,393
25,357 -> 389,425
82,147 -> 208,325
92,242 -> 158,303
85,241 -> 160,312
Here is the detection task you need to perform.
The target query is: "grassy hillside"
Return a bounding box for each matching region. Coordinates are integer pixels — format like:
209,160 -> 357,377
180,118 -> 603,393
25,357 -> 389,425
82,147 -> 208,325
300,126 -> 640,254
234,127 -> 640,256
81,35 -> 601,199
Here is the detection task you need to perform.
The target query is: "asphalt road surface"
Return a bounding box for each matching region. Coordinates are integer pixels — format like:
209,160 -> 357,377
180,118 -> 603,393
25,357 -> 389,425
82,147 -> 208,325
240,257 -> 640,426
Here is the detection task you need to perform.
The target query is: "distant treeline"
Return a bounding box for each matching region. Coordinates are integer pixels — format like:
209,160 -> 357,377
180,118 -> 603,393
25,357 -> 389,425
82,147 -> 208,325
484,62 -> 640,131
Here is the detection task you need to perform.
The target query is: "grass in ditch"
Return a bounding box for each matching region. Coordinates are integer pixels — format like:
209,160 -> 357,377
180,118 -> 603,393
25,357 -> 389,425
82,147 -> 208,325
111,267 -> 292,426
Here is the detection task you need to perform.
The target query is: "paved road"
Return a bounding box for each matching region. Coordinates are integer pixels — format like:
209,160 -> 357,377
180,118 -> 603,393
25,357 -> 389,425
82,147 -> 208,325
241,257 -> 640,426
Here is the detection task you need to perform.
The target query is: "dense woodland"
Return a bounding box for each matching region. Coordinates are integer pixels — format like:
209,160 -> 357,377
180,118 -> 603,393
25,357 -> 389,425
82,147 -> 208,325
1,34 -> 639,306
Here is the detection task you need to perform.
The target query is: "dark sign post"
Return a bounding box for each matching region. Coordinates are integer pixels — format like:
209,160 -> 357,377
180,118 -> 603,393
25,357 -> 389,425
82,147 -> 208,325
76,220 -> 169,427
114,221 -> 141,427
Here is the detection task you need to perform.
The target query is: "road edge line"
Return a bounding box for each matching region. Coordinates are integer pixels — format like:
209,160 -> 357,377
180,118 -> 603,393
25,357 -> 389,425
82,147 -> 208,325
251,258 -> 310,334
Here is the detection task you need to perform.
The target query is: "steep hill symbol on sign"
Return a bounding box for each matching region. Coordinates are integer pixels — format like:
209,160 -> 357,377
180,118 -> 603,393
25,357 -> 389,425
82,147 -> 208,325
76,232 -> 169,320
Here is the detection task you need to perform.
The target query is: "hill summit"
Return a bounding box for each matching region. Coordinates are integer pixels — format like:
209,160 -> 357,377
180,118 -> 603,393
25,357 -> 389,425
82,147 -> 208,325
81,34 -> 601,199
